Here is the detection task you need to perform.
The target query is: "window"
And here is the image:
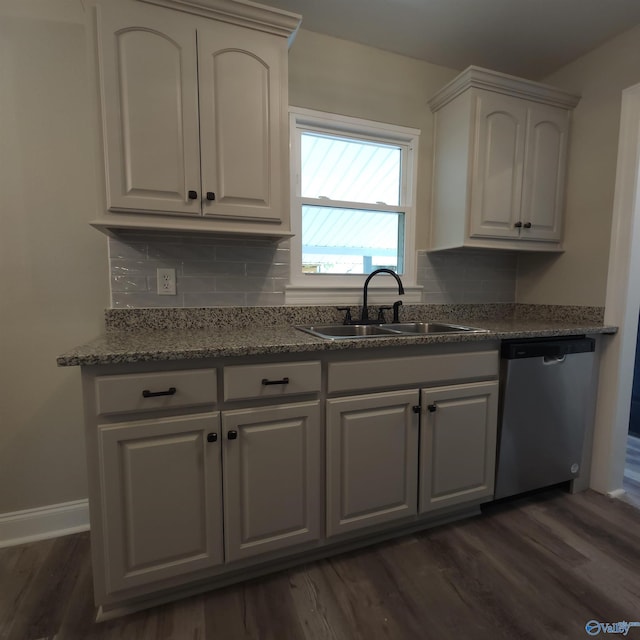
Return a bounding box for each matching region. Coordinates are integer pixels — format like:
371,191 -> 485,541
287,108 -> 421,304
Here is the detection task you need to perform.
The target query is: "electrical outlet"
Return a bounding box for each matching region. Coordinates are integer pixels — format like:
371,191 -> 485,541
157,268 -> 176,295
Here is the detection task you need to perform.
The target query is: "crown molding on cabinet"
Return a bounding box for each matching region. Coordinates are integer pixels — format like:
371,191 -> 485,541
428,65 -> 581,112
137,0 -> 302,43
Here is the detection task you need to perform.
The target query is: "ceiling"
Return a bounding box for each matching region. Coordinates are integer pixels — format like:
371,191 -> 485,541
267,0 -> 640,79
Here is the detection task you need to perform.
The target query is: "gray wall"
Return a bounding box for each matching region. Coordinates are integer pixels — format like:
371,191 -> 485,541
0,2 -> 109,514
517,24 -> 640,306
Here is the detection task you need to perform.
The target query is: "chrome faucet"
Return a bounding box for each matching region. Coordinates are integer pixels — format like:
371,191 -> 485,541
361,268 -> 405,323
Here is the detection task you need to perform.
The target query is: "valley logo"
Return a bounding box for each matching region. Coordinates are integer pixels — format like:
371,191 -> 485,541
585,620 -> 640,636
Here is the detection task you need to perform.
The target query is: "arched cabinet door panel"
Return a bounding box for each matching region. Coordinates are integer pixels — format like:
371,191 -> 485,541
198,23 -> 285,223
520,105 -> 569,242
96,4 -> 201,215
470,93 -> 527,239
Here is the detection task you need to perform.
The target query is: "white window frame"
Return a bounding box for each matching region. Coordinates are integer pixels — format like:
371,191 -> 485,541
285,107 -> 422,306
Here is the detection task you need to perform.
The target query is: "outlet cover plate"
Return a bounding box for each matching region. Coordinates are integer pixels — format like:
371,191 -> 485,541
157,268 -> 176,295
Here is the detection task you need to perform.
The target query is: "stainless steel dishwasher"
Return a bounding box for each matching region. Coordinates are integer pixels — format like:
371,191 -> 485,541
494,336 -> 596,500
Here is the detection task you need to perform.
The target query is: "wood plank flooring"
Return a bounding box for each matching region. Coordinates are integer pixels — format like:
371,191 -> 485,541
3,488 -> 640,640
624,434 -> 640,509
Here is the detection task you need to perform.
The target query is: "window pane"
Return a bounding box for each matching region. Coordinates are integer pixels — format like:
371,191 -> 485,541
301,132 -> 401,205
302,205 -> 404,275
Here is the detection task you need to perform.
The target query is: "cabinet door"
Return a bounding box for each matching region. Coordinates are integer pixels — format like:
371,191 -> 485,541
96,3 -> 201,215
520,104 -> 569,242
98,413 -> 223,594
222,402 -> 321,562
419,381 -> 498,513
469,92 -> 527,239
198,23 -> 285,223
326,390 -> 419,537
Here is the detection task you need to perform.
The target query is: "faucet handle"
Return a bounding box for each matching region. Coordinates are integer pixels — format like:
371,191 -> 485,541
392,300 -> 403,323
336,307 -> 353,325
377,306 -> 392,323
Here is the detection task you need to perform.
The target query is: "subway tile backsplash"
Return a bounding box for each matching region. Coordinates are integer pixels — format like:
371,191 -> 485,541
109,232 -> 289,308
108,233 -> 516,308
418,249 -> 517,304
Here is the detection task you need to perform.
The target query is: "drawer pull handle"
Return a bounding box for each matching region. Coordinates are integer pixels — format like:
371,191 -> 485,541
142,387 -> 177,398
261,377 -> 290,386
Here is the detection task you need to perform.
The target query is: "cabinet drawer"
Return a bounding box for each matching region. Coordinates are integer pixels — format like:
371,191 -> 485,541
328,351 -> 498,394
223,361 -> 321,401
95,369 -> 217,416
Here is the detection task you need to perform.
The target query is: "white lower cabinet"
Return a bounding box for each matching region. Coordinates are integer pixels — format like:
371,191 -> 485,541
97,401 -> 322,595
98,412 -> 224,593
221,402 -> 321,562
84,346 -> 500,616
326,390 -> 419,537
325,381 -> 498,538
419,381 -> 499,513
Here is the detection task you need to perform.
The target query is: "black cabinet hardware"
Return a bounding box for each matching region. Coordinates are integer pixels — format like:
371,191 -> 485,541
514,221 -> 523,228
188,190 -> 198,200
207,433 -> 218,443
523,222 -> 532,228
412,405 -> 421,414
261,377 -> 290,386
228,430 -> 238,440
142,387 -> 176,398
206,192 -> 215,201
427,403 -> 437,412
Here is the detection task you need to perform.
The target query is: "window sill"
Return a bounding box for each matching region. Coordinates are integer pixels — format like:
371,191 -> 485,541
284,284 -> 423,306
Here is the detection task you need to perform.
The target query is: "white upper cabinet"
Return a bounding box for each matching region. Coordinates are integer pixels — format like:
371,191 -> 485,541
429,66 -> 579,252
97,4 -> 201,217
92,0 -> 300,237
198,23 -> 284,222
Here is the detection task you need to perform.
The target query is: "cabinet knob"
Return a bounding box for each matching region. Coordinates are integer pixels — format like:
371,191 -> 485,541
523,222 -> 532,229
188,190 -> 198,200
206,192 -> 216,201
514,221 -> 523,228
427,403 -> 437,413
412,405 -> 421,414
227,430 -> 238,440
207,433 -> 218,443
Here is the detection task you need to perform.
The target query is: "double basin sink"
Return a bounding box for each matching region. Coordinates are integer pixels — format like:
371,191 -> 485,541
297,322 -> 490,340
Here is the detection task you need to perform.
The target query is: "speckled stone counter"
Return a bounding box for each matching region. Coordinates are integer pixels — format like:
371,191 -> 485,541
57,304 -> 617,366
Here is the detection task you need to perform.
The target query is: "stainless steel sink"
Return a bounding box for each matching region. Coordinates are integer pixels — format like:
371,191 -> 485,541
378,322 -> 489,334
296,322 -> 489,340
297,324 -> 402,339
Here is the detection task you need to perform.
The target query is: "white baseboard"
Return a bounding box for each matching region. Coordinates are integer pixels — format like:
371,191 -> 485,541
0,499 -> 90,548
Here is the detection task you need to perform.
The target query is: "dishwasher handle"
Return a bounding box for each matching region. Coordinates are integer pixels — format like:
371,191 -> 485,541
543,354 -> 566,365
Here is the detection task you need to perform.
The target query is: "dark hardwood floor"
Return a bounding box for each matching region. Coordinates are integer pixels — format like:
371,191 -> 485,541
3,488 -> 640,640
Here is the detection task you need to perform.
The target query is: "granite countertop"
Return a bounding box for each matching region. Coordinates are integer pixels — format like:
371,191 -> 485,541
57,305 -> 617,366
